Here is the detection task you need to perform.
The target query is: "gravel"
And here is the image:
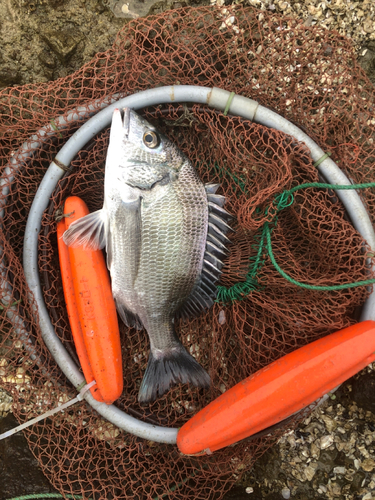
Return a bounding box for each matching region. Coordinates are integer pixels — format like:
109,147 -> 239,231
237,364 -> 375,499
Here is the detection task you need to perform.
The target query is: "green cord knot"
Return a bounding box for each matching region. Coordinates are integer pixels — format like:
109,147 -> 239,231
274,190 -> 294,211
266,190 -> 295,221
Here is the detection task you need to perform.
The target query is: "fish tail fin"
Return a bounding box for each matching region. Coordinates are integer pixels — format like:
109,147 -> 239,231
138,343 -> 210,404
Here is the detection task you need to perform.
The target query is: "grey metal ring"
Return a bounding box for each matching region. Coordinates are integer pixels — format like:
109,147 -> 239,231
2,85 -> 373,445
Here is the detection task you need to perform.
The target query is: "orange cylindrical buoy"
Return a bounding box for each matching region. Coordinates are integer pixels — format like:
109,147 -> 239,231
177,321 -> 375,455
57,196 -> 123,404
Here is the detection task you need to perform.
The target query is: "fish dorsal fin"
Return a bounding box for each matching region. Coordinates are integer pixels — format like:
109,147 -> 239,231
63,209 -> 107,250
207,193 -> 226,207
205,183 -> 220,194
176,185 -> 232,320
208,201 -> 232,220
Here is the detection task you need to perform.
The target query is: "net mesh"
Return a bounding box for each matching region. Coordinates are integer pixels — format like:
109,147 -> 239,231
0,5 -> 374,499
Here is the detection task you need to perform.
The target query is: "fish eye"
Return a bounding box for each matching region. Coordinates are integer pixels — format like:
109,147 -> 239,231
143,130 -> 160,149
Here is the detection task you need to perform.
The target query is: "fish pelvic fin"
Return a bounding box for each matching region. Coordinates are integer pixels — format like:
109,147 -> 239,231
138,343 -> 210,404
115,299 -> 143,330
63,209 -> 107,250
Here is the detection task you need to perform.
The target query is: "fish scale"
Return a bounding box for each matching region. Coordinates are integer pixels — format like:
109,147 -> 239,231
63,108 -> 232,403
134,162 -> 208,347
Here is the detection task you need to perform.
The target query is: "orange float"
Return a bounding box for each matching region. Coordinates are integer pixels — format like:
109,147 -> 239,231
57,196 -> 123,404
177,321 -> 375,455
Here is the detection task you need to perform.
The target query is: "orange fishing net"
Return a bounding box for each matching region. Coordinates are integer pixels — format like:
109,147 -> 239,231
1,5 -> 375,499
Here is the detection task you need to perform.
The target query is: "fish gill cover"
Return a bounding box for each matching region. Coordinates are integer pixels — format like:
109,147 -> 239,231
0,4 -> 374,499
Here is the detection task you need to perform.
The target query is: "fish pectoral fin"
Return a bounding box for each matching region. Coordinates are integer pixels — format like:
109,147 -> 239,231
63,209 -> 107,250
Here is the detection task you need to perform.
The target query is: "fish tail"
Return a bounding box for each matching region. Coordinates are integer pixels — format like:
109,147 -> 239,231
138,343 -> 210,404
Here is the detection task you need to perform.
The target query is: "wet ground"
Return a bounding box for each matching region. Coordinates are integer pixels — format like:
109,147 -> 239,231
0,414 -> 55,499
0,1 -> 375,499
0,0 -> 374,88
1,371 -> 374,500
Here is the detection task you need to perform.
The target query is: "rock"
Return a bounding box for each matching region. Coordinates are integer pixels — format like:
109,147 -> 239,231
320,435 -> 334,450
317,484 -> 327,494
317,449 -> 338,473
304,464 -> 318,481
0,65 -> 21,87
328,482 -> 341,497
281,487 -> 290,499
40,28 -> 83,62
0,414 -> 55,498
363,19 -> 374,34
350,470 -> 366,493
362,493 -> 374,500
223,485 -> 262,500
320,415 -> 337,433
310,442 -> 320,459
107,0 -> 188,19
361,458 -> 375,472
351,371 -> 375,413
38,49 -> 57,69
333,466 -> 346,475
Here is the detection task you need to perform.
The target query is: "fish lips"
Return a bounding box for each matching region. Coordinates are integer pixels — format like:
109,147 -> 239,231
107,108 -> 137,169
110,108 -> 131,142
123,107 -> 131,138
112,107 -> 150,136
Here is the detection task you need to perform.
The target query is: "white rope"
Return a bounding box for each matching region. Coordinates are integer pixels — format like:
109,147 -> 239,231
0,381 -> 96,441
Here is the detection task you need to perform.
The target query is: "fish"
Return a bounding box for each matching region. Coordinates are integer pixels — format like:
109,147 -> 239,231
63,107 -> 232,404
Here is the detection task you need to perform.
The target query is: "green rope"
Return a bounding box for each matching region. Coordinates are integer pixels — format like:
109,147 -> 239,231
6,495 -> 86,500
6,464 -> 207,500
217,181 -> 375,303
265,222 -> 375,290
5,480 -> 192,500
284,181 -> 375,195
216,227 -> 265,302
5,481 -> 195,500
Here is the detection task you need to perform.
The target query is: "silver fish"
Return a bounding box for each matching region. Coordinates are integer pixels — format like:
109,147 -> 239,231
63,108 -> 231,403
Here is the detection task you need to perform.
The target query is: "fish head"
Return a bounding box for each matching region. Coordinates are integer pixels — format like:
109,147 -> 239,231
105,108 -> 185,197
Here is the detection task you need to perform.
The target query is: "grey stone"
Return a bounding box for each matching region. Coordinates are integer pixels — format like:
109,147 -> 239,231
107,0 -> 198,19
